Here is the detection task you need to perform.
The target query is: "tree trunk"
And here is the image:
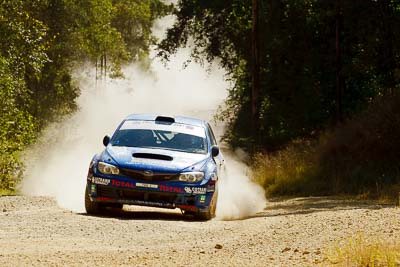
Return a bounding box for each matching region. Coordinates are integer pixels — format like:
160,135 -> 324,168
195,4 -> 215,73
104,53 -> 107,80
382,0 -> 395,95
335,0 -> 343,123
252,0 -> 260,136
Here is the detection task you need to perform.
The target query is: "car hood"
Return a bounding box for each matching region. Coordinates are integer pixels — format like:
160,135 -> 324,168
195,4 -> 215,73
101,146 -> 209,173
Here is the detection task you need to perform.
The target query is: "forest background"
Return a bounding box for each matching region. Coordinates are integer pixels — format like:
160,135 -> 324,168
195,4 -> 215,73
1,0 -> 400,200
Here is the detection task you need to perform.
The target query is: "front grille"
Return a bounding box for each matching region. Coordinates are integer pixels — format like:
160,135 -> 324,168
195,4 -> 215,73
121,190 -> 145,200
97,185 -> 119,198
96,185 -> 196,207
97,185 -> 179,203
119,168 -> 178,182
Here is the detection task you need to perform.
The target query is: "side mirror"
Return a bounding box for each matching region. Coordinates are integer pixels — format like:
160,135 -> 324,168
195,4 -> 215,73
211,146 -> 220,157
103,135 -> 110,146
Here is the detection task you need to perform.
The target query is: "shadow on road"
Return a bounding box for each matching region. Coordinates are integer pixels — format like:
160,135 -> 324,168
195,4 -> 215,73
244,196 -> 395,220
79,197 -> 395,222
79,207 -> 205,222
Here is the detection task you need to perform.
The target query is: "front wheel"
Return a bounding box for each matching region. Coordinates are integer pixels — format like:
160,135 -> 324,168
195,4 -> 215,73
85,186 -> 103,214
195,193 -> 217,221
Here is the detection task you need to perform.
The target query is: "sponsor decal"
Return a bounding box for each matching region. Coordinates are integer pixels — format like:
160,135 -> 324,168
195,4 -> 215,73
199,195 -> 206,203
90,184 -> 96,193
159,185 -> 183,193
136,183 -> 158,189
184,187 -> 207,195
184,187 -> 192,194
192,187 -> 207,194
92,177 -> 110,185
111,179 -> 135,189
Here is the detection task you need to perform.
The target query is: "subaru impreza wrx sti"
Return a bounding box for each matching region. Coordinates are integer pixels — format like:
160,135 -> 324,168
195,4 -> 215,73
85,114 -> 224,220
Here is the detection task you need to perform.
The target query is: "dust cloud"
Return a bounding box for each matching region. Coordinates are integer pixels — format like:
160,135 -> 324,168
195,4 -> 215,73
217,151 -> 267,220
21,16 -> 266,220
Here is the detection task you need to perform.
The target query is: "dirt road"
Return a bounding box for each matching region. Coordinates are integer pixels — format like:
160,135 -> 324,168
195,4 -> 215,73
0,196 -> 399,266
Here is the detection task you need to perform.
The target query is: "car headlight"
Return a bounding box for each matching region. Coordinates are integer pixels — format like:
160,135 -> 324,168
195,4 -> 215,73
98,162 -> 120,175
178,172 -> 204,182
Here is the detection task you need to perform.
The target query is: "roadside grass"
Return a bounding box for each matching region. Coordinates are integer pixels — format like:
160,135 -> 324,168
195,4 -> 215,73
0,188 -> 16,196
252,92 -> 400,201
327,235 -> 400,267
253,139 -> 327,197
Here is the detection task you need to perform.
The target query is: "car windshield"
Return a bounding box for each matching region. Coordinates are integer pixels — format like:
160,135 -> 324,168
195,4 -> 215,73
111,120 -> 208,154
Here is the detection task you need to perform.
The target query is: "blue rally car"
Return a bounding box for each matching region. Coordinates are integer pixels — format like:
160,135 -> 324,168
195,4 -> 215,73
85,114 -> 224,220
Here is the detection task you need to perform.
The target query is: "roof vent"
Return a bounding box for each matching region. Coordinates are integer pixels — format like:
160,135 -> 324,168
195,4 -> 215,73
155,116 -> 175,124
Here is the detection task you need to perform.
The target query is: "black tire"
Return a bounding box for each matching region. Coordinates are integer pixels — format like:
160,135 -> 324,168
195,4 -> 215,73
195,193 -> 217,221
85,186 -> 103,214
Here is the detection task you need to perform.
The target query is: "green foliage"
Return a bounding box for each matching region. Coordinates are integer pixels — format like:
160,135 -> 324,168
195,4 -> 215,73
66,0 -> 129,73
158,1 -> 400,198
112,0 -> 172,62
159,0 -> 400,151
0,59 -> 37,150
0,0 -> 169,191
158,0 -> 250,71
0,63 -> 35,191
0,1 -> 50,76
0,1 -> 46,191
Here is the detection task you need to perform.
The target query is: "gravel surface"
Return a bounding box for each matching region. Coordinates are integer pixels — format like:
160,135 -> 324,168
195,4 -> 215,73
0,196 -> 399,266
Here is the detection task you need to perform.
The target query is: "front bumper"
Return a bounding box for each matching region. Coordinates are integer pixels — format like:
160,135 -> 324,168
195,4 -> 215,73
87,176 -> 215,212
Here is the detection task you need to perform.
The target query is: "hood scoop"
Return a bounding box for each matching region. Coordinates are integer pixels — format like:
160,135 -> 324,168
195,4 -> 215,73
132,153 -> 173,161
